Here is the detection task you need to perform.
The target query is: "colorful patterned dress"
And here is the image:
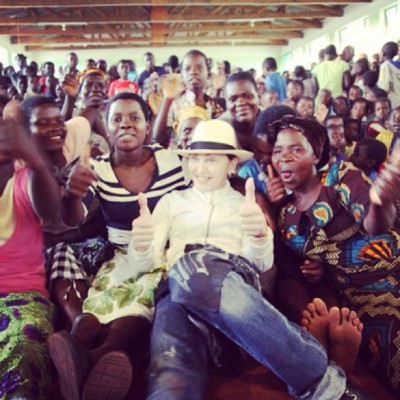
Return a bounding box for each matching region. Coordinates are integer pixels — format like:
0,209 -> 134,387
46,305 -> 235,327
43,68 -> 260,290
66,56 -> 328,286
277,161 -> 400,396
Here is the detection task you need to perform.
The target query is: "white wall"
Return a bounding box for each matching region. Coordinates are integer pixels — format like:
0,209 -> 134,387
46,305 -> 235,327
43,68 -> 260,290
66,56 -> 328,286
27,45 -> 280,77
282,0 -> 400,71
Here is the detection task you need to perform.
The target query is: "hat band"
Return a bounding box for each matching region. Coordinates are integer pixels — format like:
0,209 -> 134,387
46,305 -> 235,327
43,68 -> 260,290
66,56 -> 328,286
189,141 -> 236,151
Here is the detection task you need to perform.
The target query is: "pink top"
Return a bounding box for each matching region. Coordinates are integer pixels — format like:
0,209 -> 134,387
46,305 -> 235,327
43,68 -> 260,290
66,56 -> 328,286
0,167 -> 47,297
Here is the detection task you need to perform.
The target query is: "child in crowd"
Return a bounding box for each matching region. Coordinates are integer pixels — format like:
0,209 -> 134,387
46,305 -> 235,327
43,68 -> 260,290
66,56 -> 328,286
373,97 -> 391,125
344,118 -> 361,157
286,80 -> 304,105
108,59 -> 139,97
350,138 -> 387,181
325,115 -> 347,164
171,105 -> 209,149
296,96 -> 314,118
333,96 -> 349,119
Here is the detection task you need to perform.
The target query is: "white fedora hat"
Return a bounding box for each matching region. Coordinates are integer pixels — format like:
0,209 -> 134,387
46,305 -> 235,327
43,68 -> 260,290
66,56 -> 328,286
175,119 -> 253,162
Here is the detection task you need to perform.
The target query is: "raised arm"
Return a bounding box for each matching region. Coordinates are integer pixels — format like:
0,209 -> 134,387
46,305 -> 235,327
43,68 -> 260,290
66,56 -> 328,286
1,118 -> 60,220
151,73 -> 183,146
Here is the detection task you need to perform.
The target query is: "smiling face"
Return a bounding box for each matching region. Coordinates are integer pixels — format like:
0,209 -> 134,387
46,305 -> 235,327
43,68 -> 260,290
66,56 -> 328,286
107,98 -> 149,152
188,153 -> 238,192
81,73 -> 107,108
271,128 -> 317,191
225,79 -> 259,124
30,104 -> 67,152
181,53 -> 209,92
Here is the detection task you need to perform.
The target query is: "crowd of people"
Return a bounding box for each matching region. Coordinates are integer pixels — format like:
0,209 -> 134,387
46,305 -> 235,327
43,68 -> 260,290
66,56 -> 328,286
1,40 -> 400,400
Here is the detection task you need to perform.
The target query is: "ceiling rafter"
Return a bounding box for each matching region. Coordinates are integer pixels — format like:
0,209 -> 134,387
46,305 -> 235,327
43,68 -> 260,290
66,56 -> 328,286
0,0 -> 368,50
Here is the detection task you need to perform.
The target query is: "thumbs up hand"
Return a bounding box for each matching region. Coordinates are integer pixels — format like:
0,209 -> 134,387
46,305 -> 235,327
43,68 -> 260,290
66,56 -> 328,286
131,192 -> 154,252
239,178 -> 268,239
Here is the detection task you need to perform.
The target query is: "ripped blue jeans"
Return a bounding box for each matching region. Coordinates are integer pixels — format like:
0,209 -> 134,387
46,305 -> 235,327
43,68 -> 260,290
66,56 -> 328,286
147,249 -> 346,400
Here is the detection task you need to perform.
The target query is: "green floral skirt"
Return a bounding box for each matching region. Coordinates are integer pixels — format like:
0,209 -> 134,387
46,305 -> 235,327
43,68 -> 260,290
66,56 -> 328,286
83,247 -> 163,324
0,291 -> 54,400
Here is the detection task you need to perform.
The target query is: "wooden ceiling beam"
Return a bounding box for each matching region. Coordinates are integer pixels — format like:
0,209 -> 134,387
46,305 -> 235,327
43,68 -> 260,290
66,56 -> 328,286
25,38 -> 288,51
0,8 -> 343,25
3,19 -> 322,37
0,0 -> 371,7
12,30 -> 303,45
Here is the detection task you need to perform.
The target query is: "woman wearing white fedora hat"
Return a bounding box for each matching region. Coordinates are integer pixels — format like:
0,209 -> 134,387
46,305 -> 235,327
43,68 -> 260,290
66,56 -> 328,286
129,119 -> 361,400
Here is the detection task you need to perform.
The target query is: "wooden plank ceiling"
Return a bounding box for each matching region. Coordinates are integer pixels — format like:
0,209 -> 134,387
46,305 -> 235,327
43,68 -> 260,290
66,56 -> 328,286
0,0 -> 371,51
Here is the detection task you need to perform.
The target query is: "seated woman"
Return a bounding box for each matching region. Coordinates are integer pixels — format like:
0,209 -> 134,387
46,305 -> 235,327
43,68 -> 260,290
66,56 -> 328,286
268,115 -> 400,397
129,119 -> 363,400
0,113 -> 60,399
18,95 -> 106,337
48,92 -> 186,400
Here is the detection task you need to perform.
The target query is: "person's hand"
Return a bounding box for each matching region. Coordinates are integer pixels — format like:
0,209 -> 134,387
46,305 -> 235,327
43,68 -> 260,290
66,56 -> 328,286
0,117 -> 45,169
160,73 -> 184,100
239,178 -> 268,239
370,140 -> 400,205
131,192 -> 154,252
314,104 -> 328,125
300,260 -> 325,284
61,73 -> 79,97
65,145 -> 97,198
266,164 -> 286,203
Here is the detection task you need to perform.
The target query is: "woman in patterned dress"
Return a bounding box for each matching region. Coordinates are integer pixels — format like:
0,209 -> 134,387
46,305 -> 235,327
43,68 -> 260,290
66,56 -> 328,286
0,112 -> 60,399
268,115 -> 400,396
48,92 -> 186,400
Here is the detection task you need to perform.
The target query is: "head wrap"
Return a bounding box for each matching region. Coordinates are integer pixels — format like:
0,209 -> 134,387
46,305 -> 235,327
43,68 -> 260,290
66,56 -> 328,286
268,115 -> 330,170
78,68 -> 107,85
173,106 -> 210,134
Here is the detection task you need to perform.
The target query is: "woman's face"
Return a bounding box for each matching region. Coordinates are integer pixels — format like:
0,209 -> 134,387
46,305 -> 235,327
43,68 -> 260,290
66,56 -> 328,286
188,153 -> 237,192
81,74 -> 107,108
107,99 -> 149,152
271,128 -> 317,191
30,104 -> 67,152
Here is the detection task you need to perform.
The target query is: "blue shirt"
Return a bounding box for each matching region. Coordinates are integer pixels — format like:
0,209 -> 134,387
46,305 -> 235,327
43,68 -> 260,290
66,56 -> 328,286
238,159 -> 267,195
265,72 -> 287,101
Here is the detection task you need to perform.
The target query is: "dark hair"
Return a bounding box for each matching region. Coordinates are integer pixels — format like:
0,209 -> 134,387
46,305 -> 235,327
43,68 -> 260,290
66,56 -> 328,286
223,60 -> 231,75
374,97 -> 391,109
168,55 -> 179,70
293,66 -> 306,79
325,45 -> 337,57
355,138 -> 387,165
355,58 -> 369,75
105,92 -> 150,123
382,41 -> 399,59
288,80 -> 304,91
268,115 -> 330,170
362,71 -> 378,88
370,87 -> 388,99
225,71 -> 257,90
349,85 -> 363,95
19,96 -> 58,131
262,57 -> 277,71
182,49 -> 209,72
43,61 -> 54,68
298,96 -> 314,106
254,105 -> 297,137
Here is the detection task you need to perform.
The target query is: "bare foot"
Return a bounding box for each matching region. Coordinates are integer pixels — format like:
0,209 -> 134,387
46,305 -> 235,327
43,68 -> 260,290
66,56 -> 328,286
301,298 -> 329,349
329,307 -> 363,376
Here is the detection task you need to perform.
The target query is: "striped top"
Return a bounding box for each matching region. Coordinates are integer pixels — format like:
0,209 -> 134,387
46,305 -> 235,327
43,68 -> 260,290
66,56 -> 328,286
84,144 -> 186,246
